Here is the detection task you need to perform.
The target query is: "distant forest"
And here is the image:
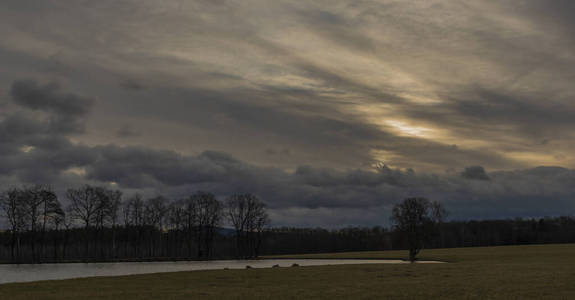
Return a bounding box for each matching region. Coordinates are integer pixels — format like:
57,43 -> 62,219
1,184 -> 575,263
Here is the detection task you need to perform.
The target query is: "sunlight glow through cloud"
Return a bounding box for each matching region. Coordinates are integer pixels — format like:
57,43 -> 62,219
385,120 -> 432,137
3,0 -> 575,225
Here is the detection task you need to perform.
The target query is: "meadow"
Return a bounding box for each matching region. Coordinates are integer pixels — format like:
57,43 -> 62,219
1,244 -> 574,299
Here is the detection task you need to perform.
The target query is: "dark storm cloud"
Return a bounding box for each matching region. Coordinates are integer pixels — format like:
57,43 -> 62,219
461,166 -> 490,181
513,0 -> 575,40
264,148 -> 291,156
11,79 -> 92,116
119,80 -> 145,91
0,79 -> 94,178
290,6 -> 377,53
2,86 -> 575,226
116,124 -> 140,138
3,1 -> 575,226
3,77 -> 572,227
121,80 -> 518,171
5,132 -> 570,225
18,140 -> 575,225
0,112 -> 69,155
3,0 -> 566,171
401,87 -> 575,139
9,79 -> 93,135
249,37 -> 403,105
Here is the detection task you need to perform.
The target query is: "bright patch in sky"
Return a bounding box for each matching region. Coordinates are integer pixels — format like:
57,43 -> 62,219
385,120 -> 432,137
3,0 -> 575,226
64,167 -> 87,177
20,145 -> 35,153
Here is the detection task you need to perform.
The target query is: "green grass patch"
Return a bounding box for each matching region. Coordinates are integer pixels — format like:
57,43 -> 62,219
1,244 -> 575,299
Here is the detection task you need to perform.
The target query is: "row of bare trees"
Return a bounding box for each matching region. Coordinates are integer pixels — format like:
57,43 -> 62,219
0,185 -> 65,263
0,185 -> 269,263
6,189 -> 574,264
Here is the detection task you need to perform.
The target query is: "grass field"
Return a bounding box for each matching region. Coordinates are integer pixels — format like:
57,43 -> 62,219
1,244 -> 575,299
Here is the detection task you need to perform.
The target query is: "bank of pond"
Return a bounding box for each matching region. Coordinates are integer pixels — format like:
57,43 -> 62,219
0,258 -> 443,284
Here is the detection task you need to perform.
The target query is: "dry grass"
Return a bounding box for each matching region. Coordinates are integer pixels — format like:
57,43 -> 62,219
2,244 -> 575,299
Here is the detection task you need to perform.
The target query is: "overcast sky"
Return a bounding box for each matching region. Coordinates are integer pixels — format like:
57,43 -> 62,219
2,0 -> 575,227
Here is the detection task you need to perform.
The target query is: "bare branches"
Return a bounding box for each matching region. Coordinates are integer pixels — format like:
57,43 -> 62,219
226,194 -> 269,258
391,197 -> 447,262
0,185 -> 270,262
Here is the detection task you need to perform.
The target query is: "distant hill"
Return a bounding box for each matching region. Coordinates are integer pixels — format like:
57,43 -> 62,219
216,227 -> 235,236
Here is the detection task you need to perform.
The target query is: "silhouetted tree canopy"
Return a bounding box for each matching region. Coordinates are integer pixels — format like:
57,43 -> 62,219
4,185 -> 575,264
391,197 -> 446,262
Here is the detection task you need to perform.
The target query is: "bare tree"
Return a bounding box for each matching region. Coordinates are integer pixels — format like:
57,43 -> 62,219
391,197 -> 447,262
167,199 -> 186,258
182,197 -> 197,258
189,192 -> 222,258
226,194 -> 249,258
39,188 -> 62,261
46,201 -> 65,261
61,205 -> 75,260
430,200 -> 448,248
248,203 -> 270,258
226,194 -> 268,258
105,190 -> 122,258
67,185 -> 112,259
0,188 -> 279,263
144,196 -> 168,229
0,188 -> 28,262
143,196 -> 168,257
89,187 -> 121,259
21,185 -> 47,262
38,187 -> 62,262
67,185 -> 101,229
124,194 -> 145,257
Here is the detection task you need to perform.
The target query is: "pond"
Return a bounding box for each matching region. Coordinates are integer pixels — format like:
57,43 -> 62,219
0,259 -> 442,284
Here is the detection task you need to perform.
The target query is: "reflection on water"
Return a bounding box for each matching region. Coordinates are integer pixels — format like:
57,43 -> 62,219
0,259 -> 442,284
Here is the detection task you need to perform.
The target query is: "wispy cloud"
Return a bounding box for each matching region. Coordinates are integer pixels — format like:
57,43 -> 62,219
2,1 -> 575,225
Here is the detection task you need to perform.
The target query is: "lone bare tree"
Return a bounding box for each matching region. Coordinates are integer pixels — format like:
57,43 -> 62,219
391,197 -> 446,262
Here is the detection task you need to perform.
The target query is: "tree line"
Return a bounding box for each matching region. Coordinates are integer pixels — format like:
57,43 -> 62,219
262,216 -> 575,261
2,188 -> 575,264
0,185 -> 268,263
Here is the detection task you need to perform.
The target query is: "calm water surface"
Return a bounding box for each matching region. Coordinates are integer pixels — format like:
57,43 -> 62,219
0,259 -> 441,284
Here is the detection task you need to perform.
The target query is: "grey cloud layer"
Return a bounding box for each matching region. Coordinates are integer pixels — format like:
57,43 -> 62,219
1,79 -> 575,227
2,1 -> 575,225
5,0 -> 574,170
